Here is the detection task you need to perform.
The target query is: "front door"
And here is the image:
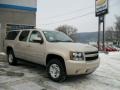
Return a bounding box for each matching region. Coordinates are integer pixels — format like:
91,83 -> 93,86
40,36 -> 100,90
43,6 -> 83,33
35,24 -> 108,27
25,30 -> 46,64
15,30 -> 30,60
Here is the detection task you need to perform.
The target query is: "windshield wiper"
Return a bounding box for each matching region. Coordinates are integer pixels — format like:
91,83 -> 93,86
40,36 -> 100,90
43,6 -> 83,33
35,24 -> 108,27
50,40 -> 72,42
50,40 -> 61,42
61,40 -> 73,42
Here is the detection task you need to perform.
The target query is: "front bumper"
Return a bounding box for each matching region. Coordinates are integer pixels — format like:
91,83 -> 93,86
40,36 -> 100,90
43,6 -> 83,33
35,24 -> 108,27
65,58 -> 100,75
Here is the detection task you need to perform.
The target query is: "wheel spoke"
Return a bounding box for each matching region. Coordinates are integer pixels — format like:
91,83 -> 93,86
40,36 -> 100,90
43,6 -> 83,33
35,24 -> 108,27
8,54 -> 13,63
49,64 -> 60,78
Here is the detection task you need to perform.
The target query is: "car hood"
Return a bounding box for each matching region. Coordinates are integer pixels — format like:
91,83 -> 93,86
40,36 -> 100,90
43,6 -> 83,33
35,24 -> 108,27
48,42 -> 98,52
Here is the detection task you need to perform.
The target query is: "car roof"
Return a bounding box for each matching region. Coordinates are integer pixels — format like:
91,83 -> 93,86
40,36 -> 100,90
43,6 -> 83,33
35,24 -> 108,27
6,29 -> 54,32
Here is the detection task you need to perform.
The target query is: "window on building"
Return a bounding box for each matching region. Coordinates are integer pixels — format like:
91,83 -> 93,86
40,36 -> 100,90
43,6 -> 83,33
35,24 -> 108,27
19,31 -> 30,41
6,24 -> 35,32
6,31 -> 20,40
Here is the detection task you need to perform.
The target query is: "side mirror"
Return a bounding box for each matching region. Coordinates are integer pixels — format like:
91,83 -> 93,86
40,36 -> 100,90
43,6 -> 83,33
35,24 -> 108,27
33,37 -> 43,44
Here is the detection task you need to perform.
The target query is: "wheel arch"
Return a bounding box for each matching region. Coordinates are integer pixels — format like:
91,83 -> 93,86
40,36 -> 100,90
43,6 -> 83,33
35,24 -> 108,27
6,46 -> 13,54
46,54 -> 66,73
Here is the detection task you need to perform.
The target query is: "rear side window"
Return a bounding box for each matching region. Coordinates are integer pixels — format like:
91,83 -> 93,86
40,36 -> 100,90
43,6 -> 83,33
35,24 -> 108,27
19,31 -> 30,41
6,31 -> 20,40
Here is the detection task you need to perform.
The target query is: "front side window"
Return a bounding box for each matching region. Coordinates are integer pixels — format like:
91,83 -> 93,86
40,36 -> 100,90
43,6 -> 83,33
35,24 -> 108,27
43,31 -> 73,42
29,31 -> 43,43
19,31 -> 30,41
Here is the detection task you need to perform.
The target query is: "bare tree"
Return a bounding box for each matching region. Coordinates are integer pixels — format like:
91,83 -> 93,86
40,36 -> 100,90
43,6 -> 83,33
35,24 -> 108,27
115,16 -> 120,41
56,25 -> 77,36
105,27 -> 115,42
105,16 -> 120,42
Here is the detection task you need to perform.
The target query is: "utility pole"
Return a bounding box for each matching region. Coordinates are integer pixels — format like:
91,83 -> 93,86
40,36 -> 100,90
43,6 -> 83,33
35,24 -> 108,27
103,16 -> 105,51
98,17 -> 101,51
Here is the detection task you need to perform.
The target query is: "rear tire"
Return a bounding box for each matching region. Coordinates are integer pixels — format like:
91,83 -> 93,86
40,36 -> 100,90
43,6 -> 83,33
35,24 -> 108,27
47,59 -> 66,82
7,50 -> 17,65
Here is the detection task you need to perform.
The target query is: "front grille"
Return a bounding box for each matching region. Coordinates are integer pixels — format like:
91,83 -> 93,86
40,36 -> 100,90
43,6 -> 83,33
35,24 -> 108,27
85,51 -> 98,61
85,51 -> 98,55
85,55 -> 98,61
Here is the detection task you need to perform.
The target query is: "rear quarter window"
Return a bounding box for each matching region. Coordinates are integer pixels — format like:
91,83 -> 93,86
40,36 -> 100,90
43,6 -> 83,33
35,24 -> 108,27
6,31 -> 20,40
19,31 -> 30,41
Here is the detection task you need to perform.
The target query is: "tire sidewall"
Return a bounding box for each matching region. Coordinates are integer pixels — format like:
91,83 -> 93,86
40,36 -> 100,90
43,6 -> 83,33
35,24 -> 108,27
47,59 -> 66,82
7,50 -> 17,65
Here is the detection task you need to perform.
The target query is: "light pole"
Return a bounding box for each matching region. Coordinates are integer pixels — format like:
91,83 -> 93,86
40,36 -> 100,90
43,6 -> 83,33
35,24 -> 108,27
95,0 -> 108,52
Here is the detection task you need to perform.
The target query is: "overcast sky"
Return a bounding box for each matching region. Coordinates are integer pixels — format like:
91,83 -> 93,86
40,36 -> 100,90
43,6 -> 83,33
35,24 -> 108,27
36,0 -> 120,32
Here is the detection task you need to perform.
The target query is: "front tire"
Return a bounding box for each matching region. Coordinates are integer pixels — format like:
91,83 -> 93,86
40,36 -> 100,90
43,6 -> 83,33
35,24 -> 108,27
7,50 -> 17,65
47,59 -> 66,82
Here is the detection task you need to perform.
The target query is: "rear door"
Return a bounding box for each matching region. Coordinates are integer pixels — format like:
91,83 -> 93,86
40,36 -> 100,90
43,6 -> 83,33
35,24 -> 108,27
15,30 -> 30,60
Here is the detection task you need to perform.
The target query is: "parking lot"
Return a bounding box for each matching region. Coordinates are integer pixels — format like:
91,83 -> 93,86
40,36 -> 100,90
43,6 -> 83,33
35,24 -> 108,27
0,52 -> 120,90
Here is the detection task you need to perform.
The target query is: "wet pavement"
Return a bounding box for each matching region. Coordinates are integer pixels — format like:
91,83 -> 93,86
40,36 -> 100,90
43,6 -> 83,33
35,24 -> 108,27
0,52 -> 120,90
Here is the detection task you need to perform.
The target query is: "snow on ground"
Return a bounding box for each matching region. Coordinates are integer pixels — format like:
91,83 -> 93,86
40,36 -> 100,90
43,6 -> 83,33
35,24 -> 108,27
0,52 -> 120,90
108,52 -> 120,60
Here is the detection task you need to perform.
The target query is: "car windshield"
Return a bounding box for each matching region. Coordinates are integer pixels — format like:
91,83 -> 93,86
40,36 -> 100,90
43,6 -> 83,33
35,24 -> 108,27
43,31 -> 73,42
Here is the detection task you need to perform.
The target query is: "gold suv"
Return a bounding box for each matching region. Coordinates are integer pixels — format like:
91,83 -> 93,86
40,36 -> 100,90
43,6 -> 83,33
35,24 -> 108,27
5,29 -> 100,82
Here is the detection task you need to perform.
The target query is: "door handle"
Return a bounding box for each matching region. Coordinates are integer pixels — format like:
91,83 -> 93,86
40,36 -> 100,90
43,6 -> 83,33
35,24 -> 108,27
17,43 -> 21,46
26,45 -> 31,47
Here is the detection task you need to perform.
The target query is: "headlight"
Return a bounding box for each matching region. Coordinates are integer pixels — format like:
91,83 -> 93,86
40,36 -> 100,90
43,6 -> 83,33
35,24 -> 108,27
70,52 -> 84,61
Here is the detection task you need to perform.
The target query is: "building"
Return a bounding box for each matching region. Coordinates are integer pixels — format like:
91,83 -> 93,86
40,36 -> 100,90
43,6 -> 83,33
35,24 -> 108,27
0,0 -> 37,52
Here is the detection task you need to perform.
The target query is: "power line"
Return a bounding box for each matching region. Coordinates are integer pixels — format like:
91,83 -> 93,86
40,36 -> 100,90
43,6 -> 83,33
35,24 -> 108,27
42,11 -> 94,25
42,6 -> 93,20
40,0 -> 119,21
40,1 -> 120,25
